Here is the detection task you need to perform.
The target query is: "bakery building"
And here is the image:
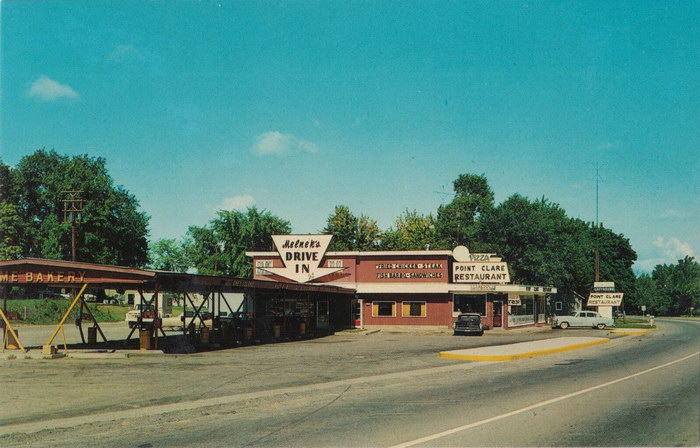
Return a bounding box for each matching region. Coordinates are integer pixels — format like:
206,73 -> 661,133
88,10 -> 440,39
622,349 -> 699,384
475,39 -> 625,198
247,235 -> 556,331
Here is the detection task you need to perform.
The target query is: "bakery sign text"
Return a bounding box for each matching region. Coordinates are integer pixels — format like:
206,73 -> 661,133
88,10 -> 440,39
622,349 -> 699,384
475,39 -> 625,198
0,271 -> 86,284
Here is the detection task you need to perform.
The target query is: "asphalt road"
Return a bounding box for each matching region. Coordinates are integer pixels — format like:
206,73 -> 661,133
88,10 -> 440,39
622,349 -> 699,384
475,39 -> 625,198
0,319 -> 698,447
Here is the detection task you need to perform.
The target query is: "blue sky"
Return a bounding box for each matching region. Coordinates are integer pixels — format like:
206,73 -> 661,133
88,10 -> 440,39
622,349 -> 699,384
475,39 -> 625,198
1,1 -> 698,273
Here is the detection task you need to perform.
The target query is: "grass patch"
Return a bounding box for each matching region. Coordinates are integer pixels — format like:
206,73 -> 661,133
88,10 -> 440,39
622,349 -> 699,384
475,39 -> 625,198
94,304 -> 131,321
614,319 -> 656,329
4,299 -> 128,325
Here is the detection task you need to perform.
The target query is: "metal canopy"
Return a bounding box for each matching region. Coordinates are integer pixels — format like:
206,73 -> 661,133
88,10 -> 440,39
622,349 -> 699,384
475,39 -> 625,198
1,258 -> 355,353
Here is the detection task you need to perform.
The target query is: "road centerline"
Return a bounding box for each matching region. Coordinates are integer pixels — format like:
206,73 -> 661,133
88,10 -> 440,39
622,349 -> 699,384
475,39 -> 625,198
389,351 -> 700,448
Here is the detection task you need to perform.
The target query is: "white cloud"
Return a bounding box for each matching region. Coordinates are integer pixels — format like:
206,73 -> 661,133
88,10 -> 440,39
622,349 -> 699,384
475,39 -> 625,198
635,237 -> 695,273
596,141 -> 620,150
218,195 -> 255,211
653,236 -> 695,261
109,44 -> 144,63
634,257 -> 666,273
251,131 -> 319,156
661,209 -> 692,219
27,76 -> 78,101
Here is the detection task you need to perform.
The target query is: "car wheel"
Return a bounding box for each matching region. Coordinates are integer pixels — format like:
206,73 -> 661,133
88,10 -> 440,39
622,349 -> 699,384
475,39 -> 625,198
560,322 -> 569,329
477,331 -> 484,336
597,323 -> 606,330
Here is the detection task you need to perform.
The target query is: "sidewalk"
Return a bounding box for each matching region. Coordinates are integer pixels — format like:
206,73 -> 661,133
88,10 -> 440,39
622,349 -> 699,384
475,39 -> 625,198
439,336 -> 610,361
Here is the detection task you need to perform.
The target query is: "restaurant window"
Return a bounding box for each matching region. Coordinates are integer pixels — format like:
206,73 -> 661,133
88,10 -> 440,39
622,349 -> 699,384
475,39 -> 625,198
402,301 -> 426,317
555,301 -> 563,311
453,294 -> 486,315
510,295 -> 535,316
327,259 -> 343,268
372,301 -> 396,317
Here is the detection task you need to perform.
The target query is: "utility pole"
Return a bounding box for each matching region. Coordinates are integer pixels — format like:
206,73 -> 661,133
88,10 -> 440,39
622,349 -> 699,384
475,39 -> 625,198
62,190 -> 84,261
594,166 -> 601,283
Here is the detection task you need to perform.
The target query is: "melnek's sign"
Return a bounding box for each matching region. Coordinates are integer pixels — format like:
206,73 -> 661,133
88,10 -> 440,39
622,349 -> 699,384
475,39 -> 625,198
261,234 -> 343,283
587,292 -> 623,306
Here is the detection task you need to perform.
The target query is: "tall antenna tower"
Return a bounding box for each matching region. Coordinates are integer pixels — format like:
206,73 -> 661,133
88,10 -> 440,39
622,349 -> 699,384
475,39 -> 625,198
62,190 -> 84,261
594,166 -> 602,282
433,184 -> 453,205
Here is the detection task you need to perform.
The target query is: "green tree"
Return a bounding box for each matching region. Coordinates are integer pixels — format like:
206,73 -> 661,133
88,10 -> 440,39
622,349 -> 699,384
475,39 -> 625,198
380,210 -> 437,250
356,214 -> 380,250
650,256 -> 700,315
323,205 -> 358,251
480,195 -> 637,299
0,202 -> 22,260
591,224 -> 637,298
435,173 -> 494,251
183,226 -> 220,275
481,195 -> 584,292
186,206 -> 291,277
9,150 -> 150,266
632,273 -> 657,313
322,205 -> 380,251
149,238 -> 190,272
0,160 -> 22,259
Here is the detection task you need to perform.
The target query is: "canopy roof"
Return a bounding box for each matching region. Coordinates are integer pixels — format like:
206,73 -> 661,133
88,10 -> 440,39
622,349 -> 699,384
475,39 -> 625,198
0,258 -> 356,295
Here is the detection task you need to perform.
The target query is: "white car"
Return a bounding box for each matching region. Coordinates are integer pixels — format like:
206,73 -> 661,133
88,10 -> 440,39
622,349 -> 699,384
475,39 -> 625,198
553,311 -> 615,330
161,312 -> 213,331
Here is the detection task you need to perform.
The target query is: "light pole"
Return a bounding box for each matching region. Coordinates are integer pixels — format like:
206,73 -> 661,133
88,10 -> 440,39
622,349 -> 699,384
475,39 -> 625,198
61,190 -> 84,261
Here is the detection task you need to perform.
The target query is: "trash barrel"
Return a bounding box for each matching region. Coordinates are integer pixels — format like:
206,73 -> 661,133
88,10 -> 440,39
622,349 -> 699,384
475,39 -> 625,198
200,326 -> 210,345
87,326 -> 97,344
299,322 -> 306,335
139,329 -> 152,350
272,324 -> 281,338
243,327 -> 253,341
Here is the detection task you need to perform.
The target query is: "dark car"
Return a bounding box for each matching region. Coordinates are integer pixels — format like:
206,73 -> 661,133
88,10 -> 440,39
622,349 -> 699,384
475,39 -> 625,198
453,313 -> 484,336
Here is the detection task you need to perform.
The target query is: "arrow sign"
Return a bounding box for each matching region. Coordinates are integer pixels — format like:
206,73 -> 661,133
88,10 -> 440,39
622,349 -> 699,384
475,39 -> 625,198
262,234 -> 344,283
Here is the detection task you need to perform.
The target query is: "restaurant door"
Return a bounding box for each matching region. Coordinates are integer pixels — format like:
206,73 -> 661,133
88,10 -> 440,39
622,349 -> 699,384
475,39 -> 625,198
493,300 -> 503,327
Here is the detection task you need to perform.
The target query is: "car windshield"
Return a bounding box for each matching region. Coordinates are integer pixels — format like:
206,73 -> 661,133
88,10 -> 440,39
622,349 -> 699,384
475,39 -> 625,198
459,315 -> 480,323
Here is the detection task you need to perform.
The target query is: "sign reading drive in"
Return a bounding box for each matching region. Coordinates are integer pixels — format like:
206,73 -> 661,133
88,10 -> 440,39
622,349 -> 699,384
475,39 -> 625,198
587,293 -> 623,306
262,234 -> 343,283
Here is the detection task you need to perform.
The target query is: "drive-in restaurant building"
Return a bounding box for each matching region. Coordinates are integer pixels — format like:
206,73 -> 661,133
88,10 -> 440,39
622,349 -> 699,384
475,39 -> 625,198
247,235 -> 556,331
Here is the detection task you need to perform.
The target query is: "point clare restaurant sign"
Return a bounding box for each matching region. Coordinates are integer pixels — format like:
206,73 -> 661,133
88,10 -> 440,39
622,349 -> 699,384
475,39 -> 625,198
452,261 -> 510,283
450,246 -> 511,284
587,292 -> 624,306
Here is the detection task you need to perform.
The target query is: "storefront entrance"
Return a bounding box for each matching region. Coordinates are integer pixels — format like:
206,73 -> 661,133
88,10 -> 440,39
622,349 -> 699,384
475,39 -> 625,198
317,300 -> 329,330
493,300 -> 503,327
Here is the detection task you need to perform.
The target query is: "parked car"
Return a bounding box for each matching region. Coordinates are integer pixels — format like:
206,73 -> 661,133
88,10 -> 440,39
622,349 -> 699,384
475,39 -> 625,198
453,313 -> 484,336
614,310 -> 625,319
552,311 -> 615,330
161,311 -> 213,331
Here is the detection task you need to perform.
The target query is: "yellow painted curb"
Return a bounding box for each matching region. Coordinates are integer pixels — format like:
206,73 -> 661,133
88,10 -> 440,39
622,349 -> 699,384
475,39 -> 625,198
439,338 -> 611,362
610,329 -> 654,335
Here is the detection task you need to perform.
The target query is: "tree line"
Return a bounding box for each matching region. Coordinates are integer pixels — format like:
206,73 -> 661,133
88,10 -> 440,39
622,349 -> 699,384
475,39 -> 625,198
2,150 -> 697,315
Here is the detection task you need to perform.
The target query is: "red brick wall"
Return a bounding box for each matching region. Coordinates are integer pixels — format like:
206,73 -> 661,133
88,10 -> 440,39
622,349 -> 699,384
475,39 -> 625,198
363,294 -> 453,327
356,256 -> 449,283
